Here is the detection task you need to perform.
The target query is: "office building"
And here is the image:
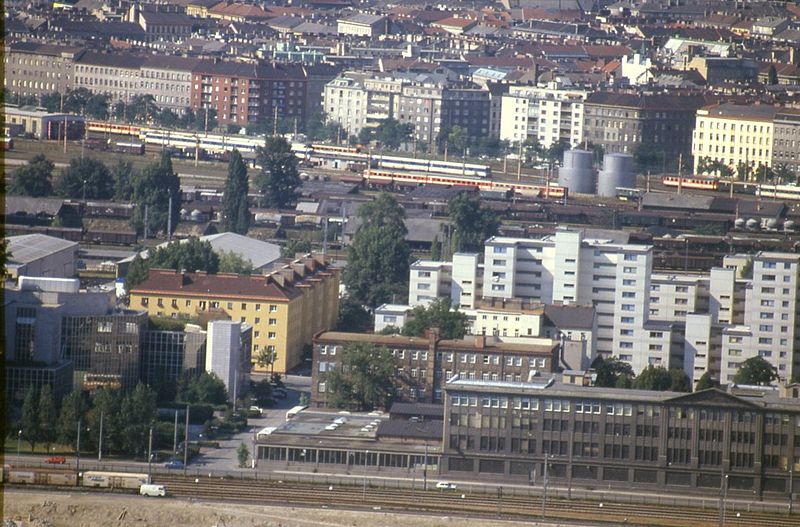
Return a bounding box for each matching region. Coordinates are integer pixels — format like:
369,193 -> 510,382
141,325 -> 207,386
311,331 -> 558,407
442,377 -> 800,498
772,111 -> 800,178
129,254 -> 339,373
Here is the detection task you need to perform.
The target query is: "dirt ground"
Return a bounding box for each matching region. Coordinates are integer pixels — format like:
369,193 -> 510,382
3,489 -> 549,527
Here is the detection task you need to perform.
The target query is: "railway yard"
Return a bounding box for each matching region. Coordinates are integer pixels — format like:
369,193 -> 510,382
3,464 -> 800,527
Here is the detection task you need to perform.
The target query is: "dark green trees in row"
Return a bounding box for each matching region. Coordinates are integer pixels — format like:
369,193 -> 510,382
17,383 -> 157,456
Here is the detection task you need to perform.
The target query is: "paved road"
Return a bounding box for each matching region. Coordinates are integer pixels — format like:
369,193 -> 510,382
192,374 -> 311,472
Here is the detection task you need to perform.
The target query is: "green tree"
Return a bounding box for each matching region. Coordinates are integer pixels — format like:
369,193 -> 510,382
237,442 -> 250,468
767,64 -> 779,86
591,356 -> 634,388
38,384 -> 57,451
695,371 -> 719,391
156,108 -> 180,129
447,193 -> 500,252
221,149 -> 250,234
250,378 -> 273,406
282,239 -> 312,259
430,235 -> 442,261
447,125 -> 466,155
125,238 -> 221,292
111,159 -> 136,201
669,369 -> 691,392
129,94 -> 159,124
402,298 -> 466,340
324,343 -> 396,411
177,372 -> 228,405
254,136 -> 301,209
545,141 -> 569,164
633,143 -> 665,172
57,390 -> 88,447
343,194 -> 410,308
20,386 -> 39,451
90,388 -> 122,454
10,154 -> 54,197
736,161 -> 753,181
86,93 -> 110,120
131,152 -> 180,236
632,365 -> 673,391
773,163 -> 795,185
733,356 -> 779,386
56,157 -> 113,200
740,258 -> 753,279
41,92 -> 62,112
373,118 -> 414,150
334,296 -> 373,332
217,250 -> 253,275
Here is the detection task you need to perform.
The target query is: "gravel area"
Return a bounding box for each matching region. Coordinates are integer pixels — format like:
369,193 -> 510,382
3,489 -> 544,527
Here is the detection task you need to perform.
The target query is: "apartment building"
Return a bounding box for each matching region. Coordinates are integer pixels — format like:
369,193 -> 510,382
141,325 -> 207,386
311,331 -> 558,407
692,103 -> 781,174
409,260 -> 452,307
73,52 -> 146,103
139,56 -> 200,110
3,42 -> 83,98
323,74 -> 368,137
190,62 -> 307,127
443,377 -> 800,498
129,255 -> 339,373
583,92 -> 708,160
772,111 -> 800,178
336,14 -> 387,37
499,83 -> 587,147
397,81 -> 491,149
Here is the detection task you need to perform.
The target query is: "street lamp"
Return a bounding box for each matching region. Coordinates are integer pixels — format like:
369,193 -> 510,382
17,430 -> 22,462
719,473 -> 729,527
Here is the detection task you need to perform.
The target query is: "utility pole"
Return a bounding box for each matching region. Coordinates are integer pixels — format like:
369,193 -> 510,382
541,454 -> 549,518
143,204 -> 149,241
167,188 -> 173,241
677,153 -> 683,195
76,419 -> 82,485
63,114 -> 68,154
98,411 -> 104,462
362,450 -> 369,501
273,106 -> 278,137
423,443 -> 428,491
517,141 -> 523,181
444,141 -> 448,163
147,426 -> 154,480
183,404 -> 189,476
194,135 -> 199,167
204,108 -> 209,133
173,410 -> 179,456
719,473 -> 728,527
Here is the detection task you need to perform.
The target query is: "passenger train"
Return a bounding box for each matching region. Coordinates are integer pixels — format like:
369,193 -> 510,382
84,121 -> 491,177
363,168 -> 566,198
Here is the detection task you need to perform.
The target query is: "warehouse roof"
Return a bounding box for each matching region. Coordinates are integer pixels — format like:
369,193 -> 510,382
7,234 -> 78,264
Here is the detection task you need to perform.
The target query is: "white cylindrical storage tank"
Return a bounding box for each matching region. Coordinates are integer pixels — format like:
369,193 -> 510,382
734,218 -> 746,229
597,153 -> 636,197
745,218 -> 759,230
557,149 -> 595,195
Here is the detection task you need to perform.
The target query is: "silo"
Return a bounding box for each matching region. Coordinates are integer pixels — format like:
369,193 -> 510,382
597,153 -> 636,197
557,150 -> 595,195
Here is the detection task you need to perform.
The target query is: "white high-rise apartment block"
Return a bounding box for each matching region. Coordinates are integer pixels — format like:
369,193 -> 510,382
499,82 -> 587,147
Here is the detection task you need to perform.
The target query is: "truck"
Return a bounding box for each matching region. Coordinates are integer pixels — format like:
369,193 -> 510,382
139,484 -> 166,497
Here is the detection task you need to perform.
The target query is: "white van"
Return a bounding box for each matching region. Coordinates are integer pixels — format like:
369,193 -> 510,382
139,484 -> 166,497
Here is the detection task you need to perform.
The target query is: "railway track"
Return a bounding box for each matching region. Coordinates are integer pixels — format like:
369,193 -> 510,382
153,475 -> 798,527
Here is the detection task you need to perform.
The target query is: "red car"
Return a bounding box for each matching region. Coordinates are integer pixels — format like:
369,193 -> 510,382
45,456 -> 66,464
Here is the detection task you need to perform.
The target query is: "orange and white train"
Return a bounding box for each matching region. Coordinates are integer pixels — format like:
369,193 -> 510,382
363,168 -> 566,199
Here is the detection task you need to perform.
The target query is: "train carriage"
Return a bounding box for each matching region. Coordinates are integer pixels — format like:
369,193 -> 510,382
81,471 -> 149,489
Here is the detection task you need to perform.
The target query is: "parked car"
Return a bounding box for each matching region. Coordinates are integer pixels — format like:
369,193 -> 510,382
45,456 -> 66,464
164,459 -> 184,469
435,481 -> 457,490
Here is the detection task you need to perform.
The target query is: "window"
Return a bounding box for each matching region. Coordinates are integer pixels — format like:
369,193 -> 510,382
493,246 -> 507,254
269,305 -> 278,312
268,332 -> 276,339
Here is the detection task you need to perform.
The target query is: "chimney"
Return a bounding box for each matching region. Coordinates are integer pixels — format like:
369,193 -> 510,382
474,334 -> 486,349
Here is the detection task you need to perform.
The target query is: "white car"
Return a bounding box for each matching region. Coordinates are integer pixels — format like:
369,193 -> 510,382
435,481 -> 457,490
